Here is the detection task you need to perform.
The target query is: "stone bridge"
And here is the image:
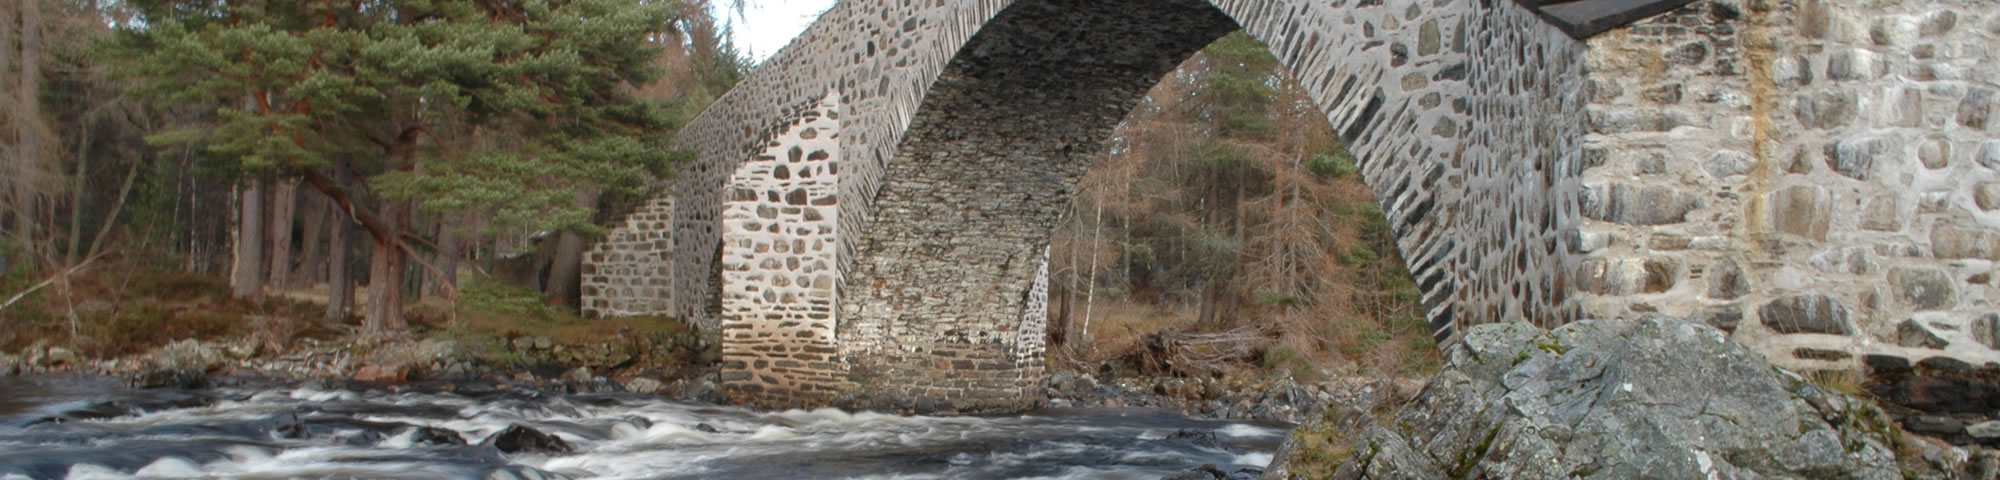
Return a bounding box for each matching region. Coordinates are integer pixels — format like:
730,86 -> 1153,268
583,0 -> 2000,412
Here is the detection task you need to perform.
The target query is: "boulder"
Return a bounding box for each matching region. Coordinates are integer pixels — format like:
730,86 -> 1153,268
130,368 -> 210,389
44,347 -> 80,366
481,424 -> 572,454
625,377 -> 666,394
1276,315 -> 1902,479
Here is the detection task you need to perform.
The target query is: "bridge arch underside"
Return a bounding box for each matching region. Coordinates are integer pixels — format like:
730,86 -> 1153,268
756,0 -> 1597,414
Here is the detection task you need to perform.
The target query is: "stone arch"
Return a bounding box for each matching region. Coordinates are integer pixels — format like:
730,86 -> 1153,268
823,0 -> 1590,412
635,0 -> 1598,411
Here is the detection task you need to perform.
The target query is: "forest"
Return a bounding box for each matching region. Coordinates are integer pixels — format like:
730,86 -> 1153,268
0,0 -> 1427,379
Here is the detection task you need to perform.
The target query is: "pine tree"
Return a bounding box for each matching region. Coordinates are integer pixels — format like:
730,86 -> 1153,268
106,0 -> 690,333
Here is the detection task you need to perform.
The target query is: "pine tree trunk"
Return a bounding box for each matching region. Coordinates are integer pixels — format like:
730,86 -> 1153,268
430,223 -> 459,298
293,192 -> 326,285
231,179 -> 267,300
327,193 -> 354,322
12,0 -> 43,260
266,179 -> 297,291
363,198 -> 409,333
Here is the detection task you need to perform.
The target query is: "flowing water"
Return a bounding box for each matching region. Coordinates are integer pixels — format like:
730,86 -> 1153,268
0,376 -> 1286,479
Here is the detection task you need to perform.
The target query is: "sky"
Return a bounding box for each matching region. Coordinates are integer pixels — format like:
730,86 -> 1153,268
720,0 -> 840,62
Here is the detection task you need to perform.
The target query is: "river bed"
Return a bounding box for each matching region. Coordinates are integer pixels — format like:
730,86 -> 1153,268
0,375 -> 1284,479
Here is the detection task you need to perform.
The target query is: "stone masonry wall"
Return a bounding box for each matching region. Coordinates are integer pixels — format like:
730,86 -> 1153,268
1578,0 -> 2000,369
590,0 -> 1600,411
581,195 -> 674,318
717,92 -> 847,408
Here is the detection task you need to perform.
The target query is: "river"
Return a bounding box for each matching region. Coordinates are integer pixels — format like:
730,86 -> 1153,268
0,375 -> 1285,479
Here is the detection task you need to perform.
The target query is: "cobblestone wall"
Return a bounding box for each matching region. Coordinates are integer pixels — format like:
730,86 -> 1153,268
717,92 -> 847,407
1577,0 -> 2000,369
581,196 -> 674,318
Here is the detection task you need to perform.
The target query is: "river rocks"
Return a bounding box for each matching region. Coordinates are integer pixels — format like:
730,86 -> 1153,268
149,339 -> 223,372
131,368 -> 209,389
352,364 -> 408,383
43,347 -> 80,366
0,354 -> 16,376
1278,315 -> 1904,479
481,424 -> 573,454
409,426 -> 467,446
1760,294 -> 1854,335
625,377 -> 666,394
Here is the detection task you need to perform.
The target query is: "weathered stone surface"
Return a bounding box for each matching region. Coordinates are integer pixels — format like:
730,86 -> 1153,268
1708,258 -> 1750,300
1699,306 -> 1743,333
1980,141 -> 2000,170
1977,183 -> 2000,211
1760,294 -> 1854,335
1961,89 -> 1992,130
1889,268 -> 1957,311
1759,185 -> 1833,239
1705,150 -> 1752,178
1809,247 -> 1875,274
1823,137 -> 1895,180
625,377 -> 666,394
1861,195 -> 1904,231
1583,183 -> 1703,225
1971,314 -> 2000,350
1576,256 -> 1678,295
1968,421 -> 2000,440
1931,223 -> 2000,260
1898,319 -> 1950,349
1288,316 -> 1902,479
1918,136 -> 1952,169
1796,90 -> 1858,128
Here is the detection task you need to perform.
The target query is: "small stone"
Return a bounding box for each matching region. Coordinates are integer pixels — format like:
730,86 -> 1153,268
1705,150 -> 1752,178
534,337 -> 554,350
625,377 -> 666,394
1860,196 -> 1903,231
1966,421 -> 2000,440
1796,91 -> 1857,129
1981,141 -> 2000,170
1760,185 -> 1832,239
1897,319 -> 1949,349
1759,294 -> 1853,335
481,424 -> 572,454
1961,89 -> 1992,130
1666,42 -> 1708,65
1918,137 -> 1952,169
1808,247 -> 1875,274
411,426 -> 466,446
1708,258 -> 1750,300
1970,313 -> 2000,350
695,423 -> 720,433
1822,137 -> 1894,181
131,368 -> 209,389
1642,83 -> 1684,104
1576,256 -> 1679,295
0,354 -> 15,376
1583,183 -> 1703,225
1977,184 -> 2000,211
560,367 -> 593,384
1826,48 -> 1881,80
1905,415 -> 1964,436
1918,11 -> 1958,37
44,347 -> 79,366
353,364 -> 408,383
1699,307 -> 1743,333
1930,223 -> 2000,260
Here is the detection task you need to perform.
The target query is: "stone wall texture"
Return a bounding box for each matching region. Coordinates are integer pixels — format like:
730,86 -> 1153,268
580,0 -> 2000,411
1575,0 -> 2000,370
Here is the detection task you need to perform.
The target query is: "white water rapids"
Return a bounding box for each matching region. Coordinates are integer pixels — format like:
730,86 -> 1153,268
0,376 -> 1285,479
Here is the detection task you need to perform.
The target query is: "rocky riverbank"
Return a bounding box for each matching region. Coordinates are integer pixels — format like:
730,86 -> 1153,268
1265,314 -> 2000,480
